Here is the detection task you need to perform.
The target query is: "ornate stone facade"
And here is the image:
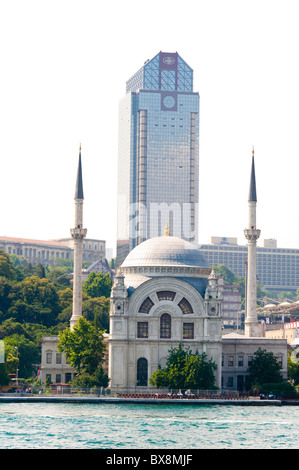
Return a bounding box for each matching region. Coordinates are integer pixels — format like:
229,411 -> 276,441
109,235 -> 223,392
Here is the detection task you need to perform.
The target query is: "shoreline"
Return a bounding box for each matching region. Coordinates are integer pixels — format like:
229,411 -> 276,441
0,395 -> 298,405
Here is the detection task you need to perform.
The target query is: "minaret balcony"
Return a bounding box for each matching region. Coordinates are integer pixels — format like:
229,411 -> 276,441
244,228 -> 260,242
70,227 -> 87,240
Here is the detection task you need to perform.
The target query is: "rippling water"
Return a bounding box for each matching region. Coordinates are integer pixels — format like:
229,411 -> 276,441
0,402 -> 298,449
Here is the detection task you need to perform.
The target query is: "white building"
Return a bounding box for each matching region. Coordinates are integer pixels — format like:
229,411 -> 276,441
109,234 -> 223,393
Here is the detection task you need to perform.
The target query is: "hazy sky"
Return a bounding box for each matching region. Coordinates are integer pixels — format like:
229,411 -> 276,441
1,0 -> 299,255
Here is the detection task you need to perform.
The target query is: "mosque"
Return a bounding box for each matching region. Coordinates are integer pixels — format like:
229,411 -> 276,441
40,147 -> 288,393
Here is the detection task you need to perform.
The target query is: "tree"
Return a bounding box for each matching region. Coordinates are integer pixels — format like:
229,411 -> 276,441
83,272 -> 113,299
246,347 -> 283,389
0,364 -> 9,386
288,349 -> 299,385
58,317 -> 108,387
0,276 -> 13,315
47,266 -> 71,290
150,344 -> 218,390
4,335 -> 40,378
0,250 -> 17,280
10,276 -> 60,327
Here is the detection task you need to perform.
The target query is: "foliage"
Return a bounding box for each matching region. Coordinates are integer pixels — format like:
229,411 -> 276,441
58,317 -> 108,386
246,348 -> 283,389
71,368 -> 109,388
3,335 -> 40,378
150,344 -> 218,390
287,349 -> 299,385
0,250 -> 112,382
83,272 -> 113,299
0,364 -> 9,386
261,382 -> 297,399
214,264 -> 269,306
0,250 -> 17,280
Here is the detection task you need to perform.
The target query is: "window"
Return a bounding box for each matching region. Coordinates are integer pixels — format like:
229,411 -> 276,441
56,353 -> 62,364
238,356 -> 244,367
46,352 -> 52,364
248,356 -> 253,366
227,377 -> 234,387
178,297 -> 193,314
137,358 -> 148,386
157,290 -> 175,301
183,323 -> 194,339
160,313 -> 171,338
228,356 -> 234,366
56,374 -> 61,383
139,297 -> 154,314
137,322 -> 148,338
65,373 -> 72,383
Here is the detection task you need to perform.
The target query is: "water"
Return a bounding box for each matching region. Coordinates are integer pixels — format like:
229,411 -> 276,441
0,402 -> 298,449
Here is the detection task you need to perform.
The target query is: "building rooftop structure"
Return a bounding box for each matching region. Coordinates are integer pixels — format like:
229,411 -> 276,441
122,235 -> 209,269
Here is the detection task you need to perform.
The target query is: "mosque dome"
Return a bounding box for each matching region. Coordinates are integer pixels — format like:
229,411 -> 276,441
122,236 -> 209,269
121,236 -> 210,297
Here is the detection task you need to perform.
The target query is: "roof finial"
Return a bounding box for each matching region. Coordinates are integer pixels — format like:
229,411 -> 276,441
79,143 -> 81,154
163,219 -> 170,236
252,145 -> 254,157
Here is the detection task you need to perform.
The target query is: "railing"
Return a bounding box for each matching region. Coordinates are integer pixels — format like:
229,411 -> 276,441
115,389 -> 249,399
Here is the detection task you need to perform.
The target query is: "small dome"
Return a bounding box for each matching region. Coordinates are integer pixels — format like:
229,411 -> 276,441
122,236 -> 209,269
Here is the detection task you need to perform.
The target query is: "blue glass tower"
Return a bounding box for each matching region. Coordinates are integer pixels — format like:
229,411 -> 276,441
117,51 -> 199,265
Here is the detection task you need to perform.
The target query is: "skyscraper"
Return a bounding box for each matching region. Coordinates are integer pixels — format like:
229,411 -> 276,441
116,51 -> 199,265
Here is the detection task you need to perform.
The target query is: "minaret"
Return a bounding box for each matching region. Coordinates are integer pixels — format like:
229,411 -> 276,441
244,147 -> 261,337
70,144 -> 87,330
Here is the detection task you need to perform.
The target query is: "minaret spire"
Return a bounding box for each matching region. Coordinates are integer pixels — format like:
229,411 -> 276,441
70,144 -> 87,330
244,147 -> 261,337
248,146 -> 257,203
75,143 -> 84,200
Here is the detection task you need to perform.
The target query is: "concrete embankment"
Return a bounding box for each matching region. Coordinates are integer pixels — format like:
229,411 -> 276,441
1,395 -> 297,405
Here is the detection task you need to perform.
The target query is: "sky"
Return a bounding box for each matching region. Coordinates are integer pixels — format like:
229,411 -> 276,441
1,0 -> 299,256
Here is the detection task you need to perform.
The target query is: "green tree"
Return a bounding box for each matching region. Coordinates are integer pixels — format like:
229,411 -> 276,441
288,349 -> 299,385
150,344 -> 217,390
10,276 -> 60,326
47,266 -> 71,290
0,364 -> 9,386
214,265 -> 236,285
0,276 -> 13,315
246,347 -> 283,389
0,250 -> 17,280
58,317 -> 108,387
83,272 -> 113,299
4,335 -> 40,378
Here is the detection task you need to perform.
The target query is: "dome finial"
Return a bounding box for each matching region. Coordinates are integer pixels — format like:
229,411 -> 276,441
163,219 -> 170,236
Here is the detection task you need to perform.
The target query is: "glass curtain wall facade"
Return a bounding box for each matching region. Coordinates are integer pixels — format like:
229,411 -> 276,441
117,52 -> 199,265
199,241 -> 299,292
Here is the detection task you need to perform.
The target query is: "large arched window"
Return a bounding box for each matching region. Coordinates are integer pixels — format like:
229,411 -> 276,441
157,291 -> 176,301
160,313 -> 171,339
138,297 -> 154,314
137,358 -> 148,386
178,297 -> 193,314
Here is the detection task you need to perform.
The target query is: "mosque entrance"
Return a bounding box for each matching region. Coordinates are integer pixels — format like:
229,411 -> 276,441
137,358 -> 148,386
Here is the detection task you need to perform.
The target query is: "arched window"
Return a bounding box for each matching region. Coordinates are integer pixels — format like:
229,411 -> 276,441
157,291 -> 176,301
137,358 -> 148,386
160,313 -> 171,338
138,297 -> 154,314
178,297 -> 193,314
